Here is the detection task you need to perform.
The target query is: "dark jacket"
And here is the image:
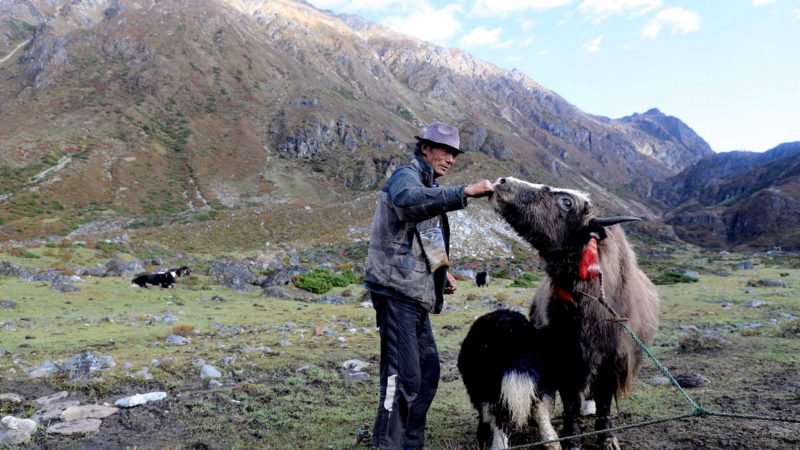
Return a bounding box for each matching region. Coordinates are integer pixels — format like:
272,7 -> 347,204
364,156 -> 468,312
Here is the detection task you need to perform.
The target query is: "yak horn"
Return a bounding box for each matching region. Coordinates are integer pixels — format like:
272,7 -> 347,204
590,216 -> 643,227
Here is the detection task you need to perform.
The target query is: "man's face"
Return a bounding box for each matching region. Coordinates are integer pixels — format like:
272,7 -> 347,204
422,145 -> 458,178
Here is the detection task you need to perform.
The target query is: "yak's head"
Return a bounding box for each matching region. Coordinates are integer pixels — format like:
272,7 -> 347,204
490,177 -> 640,256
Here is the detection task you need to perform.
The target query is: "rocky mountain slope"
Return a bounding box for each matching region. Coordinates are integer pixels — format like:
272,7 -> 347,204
0,0 -> 786,255
652,142 -> 800,249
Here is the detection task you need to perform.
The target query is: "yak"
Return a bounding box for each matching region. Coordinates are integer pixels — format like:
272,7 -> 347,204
131,266 -> 191,288
458,309 -> 560,449
462,177 -> 659,450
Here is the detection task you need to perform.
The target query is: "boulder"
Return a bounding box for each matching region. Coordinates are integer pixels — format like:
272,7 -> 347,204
209,261 -> 258,291
674,374 -> 711,388
0,393 -> 23,403
200,364 -> 222,379
0,300 -> 16,310
61,352 -> 115,380
0,415 -> 38,445
165,334 -> 190,345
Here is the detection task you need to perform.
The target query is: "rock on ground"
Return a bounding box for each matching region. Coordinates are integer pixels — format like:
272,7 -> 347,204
0,415 -> 38,445
0,393 -> 23,403
200,364 -> 222,379
114,392 -> 167,408
61,405 -> 119,421
46,418 -> 102,435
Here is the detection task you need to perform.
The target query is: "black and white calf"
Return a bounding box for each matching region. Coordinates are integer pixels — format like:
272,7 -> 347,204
458,309 -> 560,450
131,266 -> 191,288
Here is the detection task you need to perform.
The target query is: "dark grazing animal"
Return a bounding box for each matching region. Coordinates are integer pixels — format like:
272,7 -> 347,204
476,271 -> 489,287
458,309 -> 560,450
490,177 -> 659,450
131,266 -> 191,288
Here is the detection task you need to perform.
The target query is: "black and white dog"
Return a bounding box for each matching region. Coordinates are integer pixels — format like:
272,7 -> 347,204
131,266 -> 191,288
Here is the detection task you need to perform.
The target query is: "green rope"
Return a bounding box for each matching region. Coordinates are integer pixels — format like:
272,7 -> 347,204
617,321 -> 706,413
506,412 -> 700,449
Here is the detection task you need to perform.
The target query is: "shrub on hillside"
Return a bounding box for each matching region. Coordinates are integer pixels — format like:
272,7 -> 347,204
510,271 -> 542,288
651,271 -> 698,285
293,268 -> 360,294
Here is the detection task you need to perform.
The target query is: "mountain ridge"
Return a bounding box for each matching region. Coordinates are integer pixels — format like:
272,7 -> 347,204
1,0 -> 792,252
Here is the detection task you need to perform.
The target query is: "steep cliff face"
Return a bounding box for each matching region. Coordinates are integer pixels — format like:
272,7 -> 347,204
619,108 -> 714,171
0,0 -> 773,252
653,142 -> 800,249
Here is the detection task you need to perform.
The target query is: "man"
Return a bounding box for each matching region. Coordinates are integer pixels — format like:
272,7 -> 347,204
364,121 -> 494,449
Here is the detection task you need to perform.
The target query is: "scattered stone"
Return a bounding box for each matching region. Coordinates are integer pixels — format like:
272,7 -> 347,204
342,359 -> 371,372
61,352 -> 115,380
743,301 -> 769,308
39,400 -> 82,421
720,302 -> 734,309
717,270 -> 732,277
191,358 -> 206,367
207,379 -> 223,388
165,334 -> 190,345
746,279 -> 787,288
61,405 -> 119,421
650,377 -> 670,386
316,295 -> 346,305
733,261 -> 755,270
161,313 -> 180,324
0,393 -> 23,403
0,348 -> 7,357
0,415 -> 38,445
46,418 -> 102,435
35,391 -> 69,406
208,261 -> 258,291
130,367 -> 153,380
210,295 -> 226,302
279,340 -> 292,347
681,270 -> 700,280
678,326 -> 731,352
200,364 -> 222,379
218,356 -> 237,367
0,300 -> 16,310
674,374 -> 711,388
114,392 -> 167,408
29,361 -> 59,379
51,277 -> 81,293
344,372 -> 369,382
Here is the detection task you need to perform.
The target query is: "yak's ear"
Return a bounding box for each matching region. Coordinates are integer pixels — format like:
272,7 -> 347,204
588,216 -> 643,240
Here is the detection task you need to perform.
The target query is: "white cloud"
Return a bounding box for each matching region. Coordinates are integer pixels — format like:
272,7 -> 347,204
460,26 -> 506,48
582,35 -> 603,52
384,3 -> 463,45
579,0 -> 661,20
472,0 -> 572,18
642,7 -> 700,39
752,0 -> 776,6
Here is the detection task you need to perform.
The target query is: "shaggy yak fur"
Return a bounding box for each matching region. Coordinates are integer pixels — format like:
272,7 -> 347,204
131,266 -> 191,288
462,177 -> 659,450
476,271 -> 489,287
458,309 -> 560,450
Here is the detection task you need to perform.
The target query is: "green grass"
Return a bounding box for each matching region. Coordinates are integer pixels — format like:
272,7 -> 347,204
0,250 -> 798,448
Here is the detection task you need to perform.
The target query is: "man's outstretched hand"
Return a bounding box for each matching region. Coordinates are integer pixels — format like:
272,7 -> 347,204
464,180 -> 495,198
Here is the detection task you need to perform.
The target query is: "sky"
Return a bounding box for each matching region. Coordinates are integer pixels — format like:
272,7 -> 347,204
307,0 -> 800,153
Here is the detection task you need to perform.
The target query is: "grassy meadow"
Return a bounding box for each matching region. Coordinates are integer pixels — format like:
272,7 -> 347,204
0,245 -> 799,449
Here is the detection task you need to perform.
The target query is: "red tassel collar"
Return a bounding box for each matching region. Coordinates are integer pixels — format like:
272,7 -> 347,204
579,234 -> 600,281
553,233 -> 601,305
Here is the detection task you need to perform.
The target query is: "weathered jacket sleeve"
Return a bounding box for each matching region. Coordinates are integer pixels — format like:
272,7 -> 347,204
386,166 -> 467,222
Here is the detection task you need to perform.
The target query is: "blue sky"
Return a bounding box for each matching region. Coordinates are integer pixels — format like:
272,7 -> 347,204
308,0 -> 800,153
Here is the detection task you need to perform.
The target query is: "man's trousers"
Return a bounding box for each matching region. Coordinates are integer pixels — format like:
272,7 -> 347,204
371,292 -> 440,449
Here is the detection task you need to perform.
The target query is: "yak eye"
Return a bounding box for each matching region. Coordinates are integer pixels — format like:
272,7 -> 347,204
558,196 -> 573,211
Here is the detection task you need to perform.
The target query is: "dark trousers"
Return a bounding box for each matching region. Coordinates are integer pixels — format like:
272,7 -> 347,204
371,292 -> 440,450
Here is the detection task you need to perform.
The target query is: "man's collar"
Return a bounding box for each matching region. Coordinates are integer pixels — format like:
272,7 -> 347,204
412,155 -> 437,186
